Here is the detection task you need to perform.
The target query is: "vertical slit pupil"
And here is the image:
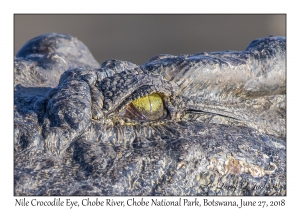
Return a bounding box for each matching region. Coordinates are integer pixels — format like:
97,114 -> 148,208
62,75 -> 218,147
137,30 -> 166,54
121,93 -> 164,121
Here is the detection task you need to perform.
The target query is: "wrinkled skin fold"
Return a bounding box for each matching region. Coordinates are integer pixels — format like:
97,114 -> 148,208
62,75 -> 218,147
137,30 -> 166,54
14,33 -> 286,195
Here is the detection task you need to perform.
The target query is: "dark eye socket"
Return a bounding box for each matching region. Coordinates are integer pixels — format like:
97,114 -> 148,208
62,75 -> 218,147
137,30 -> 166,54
119,93 -> 165,121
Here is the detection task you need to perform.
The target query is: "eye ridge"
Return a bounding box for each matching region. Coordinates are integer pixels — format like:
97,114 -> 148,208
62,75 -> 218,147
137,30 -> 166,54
120,93 -> 165,121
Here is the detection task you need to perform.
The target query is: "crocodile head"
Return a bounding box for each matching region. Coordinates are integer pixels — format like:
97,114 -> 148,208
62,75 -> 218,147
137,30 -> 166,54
14,33 -> 286,196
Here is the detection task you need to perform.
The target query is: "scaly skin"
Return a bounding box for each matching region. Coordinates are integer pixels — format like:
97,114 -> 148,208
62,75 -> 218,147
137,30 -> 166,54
14,33 -> 286,196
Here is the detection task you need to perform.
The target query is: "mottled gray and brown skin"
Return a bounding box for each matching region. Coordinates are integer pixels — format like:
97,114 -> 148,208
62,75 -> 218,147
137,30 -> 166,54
14,33 -> 286,196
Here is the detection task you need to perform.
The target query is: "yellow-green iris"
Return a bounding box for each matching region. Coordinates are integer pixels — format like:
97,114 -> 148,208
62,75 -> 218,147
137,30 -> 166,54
123,93 -> 164,121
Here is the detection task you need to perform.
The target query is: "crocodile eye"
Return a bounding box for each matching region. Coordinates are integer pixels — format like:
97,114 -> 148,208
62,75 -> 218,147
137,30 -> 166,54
120,93 -> 164,121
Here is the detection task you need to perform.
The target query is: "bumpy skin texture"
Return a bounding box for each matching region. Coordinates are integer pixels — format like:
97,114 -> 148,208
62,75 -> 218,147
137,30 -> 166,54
14,33 -> 286,196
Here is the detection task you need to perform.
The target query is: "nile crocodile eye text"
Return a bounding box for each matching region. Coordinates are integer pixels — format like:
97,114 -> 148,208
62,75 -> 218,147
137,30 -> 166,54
120,93 -> 165,121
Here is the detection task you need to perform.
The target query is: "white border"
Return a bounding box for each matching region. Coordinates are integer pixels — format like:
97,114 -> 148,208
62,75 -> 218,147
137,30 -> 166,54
2,0 -> 298,209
